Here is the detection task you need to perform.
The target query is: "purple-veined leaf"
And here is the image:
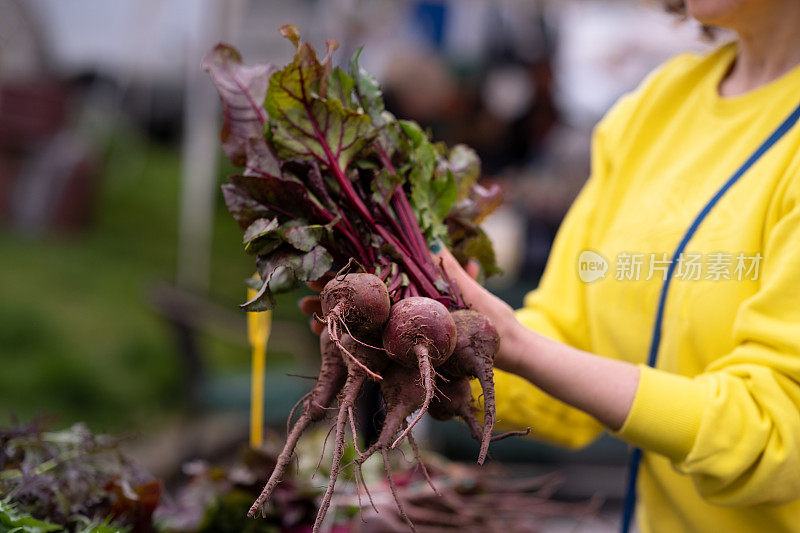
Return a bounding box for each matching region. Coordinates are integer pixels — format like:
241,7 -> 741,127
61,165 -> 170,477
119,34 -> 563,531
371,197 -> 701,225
202,44 -> 277,170
221,184 -> 274,230
265,32 -> 375,171
242,137 -> 282,179
228,174 -> 329,222
449,182 -> 503,225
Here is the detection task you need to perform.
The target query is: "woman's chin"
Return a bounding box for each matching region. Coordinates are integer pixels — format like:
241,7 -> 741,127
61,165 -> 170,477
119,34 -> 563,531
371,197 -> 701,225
685,0 -> 746,28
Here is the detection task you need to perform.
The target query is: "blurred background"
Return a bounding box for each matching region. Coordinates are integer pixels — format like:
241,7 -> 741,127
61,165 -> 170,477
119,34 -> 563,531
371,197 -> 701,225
0,0 -> 715,527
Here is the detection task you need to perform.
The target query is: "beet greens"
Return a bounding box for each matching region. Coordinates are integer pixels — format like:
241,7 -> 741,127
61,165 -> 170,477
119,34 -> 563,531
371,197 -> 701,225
205,24 -> 500,310
206,25 -> 525,531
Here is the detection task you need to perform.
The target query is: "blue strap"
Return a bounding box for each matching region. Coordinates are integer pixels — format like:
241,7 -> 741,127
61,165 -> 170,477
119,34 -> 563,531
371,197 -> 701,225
620,100 -> 800,533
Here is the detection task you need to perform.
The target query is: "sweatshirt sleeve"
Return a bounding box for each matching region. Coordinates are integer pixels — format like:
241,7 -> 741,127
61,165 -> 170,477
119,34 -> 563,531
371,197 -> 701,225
485,92 -> 641,449
614,176 -> 800,505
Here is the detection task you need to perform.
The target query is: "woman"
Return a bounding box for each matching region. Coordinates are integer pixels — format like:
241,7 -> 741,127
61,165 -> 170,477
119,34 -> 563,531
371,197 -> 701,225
433,0 -> 800,531
289,0 -> 800,530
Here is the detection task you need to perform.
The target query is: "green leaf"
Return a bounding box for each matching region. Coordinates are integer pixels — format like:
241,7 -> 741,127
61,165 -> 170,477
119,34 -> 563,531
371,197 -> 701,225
327,67 -> 357,110
398,120 -> 427,148
242,218 -> 281,255
283,224 -> 328,252
430,168 -> 457,220
448,221 -> 501,277
242,217 -> 279,243
243,216 -> 334,256
243,246 -> 333,311
370,169 -> 404,205
0,499 -> 62,533
440,144 -> 481,201
399,120 -> 455,244
296,245 -> 333,280
349,48 -> 385,126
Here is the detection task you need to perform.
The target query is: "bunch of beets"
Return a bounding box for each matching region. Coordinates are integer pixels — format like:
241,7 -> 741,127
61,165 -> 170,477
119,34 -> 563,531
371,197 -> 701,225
205,25 -> 528,532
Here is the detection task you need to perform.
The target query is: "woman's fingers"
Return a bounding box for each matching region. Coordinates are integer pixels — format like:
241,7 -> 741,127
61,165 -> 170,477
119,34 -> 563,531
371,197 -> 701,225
300,295 -> 325,336
310,317 -> 325,336
465,260 -> 480,280
306,271 -> 335,293
299,295 -> 323,317
435,249 -> 486,307
436,248 -> 475,286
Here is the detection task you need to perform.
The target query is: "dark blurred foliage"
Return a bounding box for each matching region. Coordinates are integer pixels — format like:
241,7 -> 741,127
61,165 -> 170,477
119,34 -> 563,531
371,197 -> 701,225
0,417 -> 161,532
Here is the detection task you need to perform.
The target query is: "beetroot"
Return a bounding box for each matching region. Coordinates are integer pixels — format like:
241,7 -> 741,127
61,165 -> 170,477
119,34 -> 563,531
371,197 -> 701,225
429,375 -> 528,465
428,377 -> 484,440
382,297 -> 457,445
440,309 -> 500,464
321,273 -> 391,381
321,273 -> 391,336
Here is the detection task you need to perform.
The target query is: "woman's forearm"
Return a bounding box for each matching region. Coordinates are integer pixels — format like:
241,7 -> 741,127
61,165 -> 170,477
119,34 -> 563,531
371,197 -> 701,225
501,319 -> 640,431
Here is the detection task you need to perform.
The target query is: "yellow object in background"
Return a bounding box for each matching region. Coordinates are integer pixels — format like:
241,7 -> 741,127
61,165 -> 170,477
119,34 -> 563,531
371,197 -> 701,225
247,283 -> 272,449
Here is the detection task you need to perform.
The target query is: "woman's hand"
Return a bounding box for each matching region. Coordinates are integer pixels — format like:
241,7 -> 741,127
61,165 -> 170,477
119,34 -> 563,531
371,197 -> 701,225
437,248 -> 639,430
435,248 -> 525,374
299,273 -> 334,336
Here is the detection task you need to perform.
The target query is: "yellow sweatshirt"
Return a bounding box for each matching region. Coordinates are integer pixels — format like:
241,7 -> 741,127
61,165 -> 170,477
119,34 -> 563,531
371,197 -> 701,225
485,42 -> 800,532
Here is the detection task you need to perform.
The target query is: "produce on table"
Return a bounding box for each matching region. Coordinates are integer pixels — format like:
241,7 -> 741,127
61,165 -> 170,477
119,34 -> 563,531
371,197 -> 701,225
204,24 -> 525,530
0,419 -> 161,533
360,461 -> 602,533
160,430 -> 599,533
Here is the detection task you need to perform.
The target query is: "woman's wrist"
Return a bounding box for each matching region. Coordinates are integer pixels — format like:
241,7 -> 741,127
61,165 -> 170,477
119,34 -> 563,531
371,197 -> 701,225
496,316 -> 542,377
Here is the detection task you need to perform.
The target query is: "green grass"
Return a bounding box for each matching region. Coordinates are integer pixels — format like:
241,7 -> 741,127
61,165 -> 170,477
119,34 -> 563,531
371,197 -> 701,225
0,130 -> 310,431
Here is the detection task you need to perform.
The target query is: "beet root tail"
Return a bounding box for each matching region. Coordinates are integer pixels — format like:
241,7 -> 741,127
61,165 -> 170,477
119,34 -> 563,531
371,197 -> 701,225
391,345 -> 434,449
491,427 -> 531,442
382,446 -> 417,532
313,402 -> 349,532
476,366 -> 496,465
407,430 -> 440,496
248,414 -> 312,518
